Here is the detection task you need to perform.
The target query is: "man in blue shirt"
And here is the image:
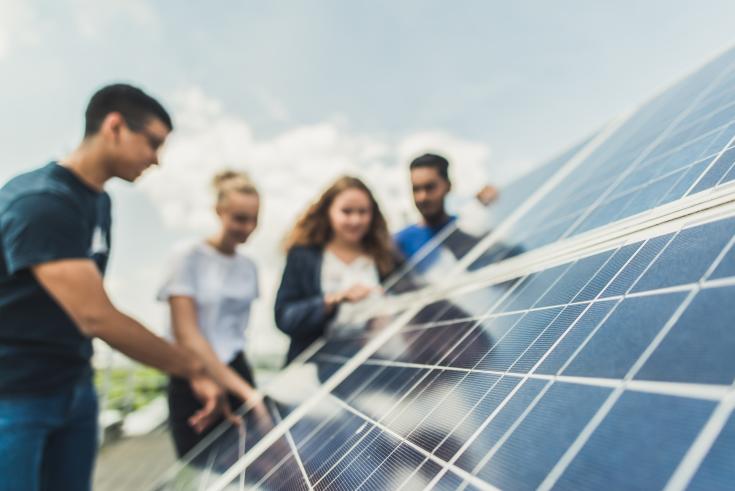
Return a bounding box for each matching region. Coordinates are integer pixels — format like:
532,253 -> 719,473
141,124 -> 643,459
0,84 -> 228,490
395,153 -> 497,263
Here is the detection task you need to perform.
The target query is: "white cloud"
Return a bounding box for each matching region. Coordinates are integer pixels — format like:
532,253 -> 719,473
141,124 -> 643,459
140,87 -> 496,255
0,0 -> 41,59
71,0 -> 158,39
251,87 -> 292,123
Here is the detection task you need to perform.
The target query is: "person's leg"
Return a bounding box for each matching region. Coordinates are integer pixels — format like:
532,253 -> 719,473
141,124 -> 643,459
226,352 -> 257,417
40,379 -> 98,491
168,377 -> 212,459
0,392 -> 64,491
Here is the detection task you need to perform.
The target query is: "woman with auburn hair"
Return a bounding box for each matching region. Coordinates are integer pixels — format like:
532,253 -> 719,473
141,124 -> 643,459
275,176 -> 399,364
157,170 -> 265,458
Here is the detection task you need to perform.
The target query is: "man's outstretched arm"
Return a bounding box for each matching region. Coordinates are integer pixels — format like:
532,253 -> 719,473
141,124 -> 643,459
34,258 -> 198,378
32,258 -> 233,430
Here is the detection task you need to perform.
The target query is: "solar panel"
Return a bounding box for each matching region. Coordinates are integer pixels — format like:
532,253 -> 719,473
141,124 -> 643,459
152,46 -> 735,491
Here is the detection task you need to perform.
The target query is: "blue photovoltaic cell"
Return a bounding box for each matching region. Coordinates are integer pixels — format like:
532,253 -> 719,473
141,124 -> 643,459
405,371 -> 503,457
432,470 -> 484,491
455,378 -> 547,473
316,427 -> 399,488
372,320 -> 478,365
553,392 -> 715,490
347,367 -> 432,422
300,415 -> 375,482
433,375 -> 519,462
720,158 -> 735,184
536,251 -> 612,307
503,264 -> 573,312
601,233 -> 674,297
352,441 -> 430,490
631,217 -> 735,292
688,412 -> 735,491
476,307 -> 562,372
256,455 -> 310,490
534,300 -> 616,375
689,145 -> 735,194
509,303 -> 587,373
636,286 -> 735,385
443,314 -> 521,369
709,240 -> 735,279
476,382 -> 610,490
572,242 -> 642,302
384,369 -> 467,449
288,405 -> 344,454
563,293 -> 686,378
659,159 -> 710,205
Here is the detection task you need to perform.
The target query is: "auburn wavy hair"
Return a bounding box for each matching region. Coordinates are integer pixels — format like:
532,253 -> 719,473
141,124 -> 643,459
284,176 -> 397,277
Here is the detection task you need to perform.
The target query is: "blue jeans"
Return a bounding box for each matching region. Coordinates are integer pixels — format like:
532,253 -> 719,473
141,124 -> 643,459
0,377 -> 98,491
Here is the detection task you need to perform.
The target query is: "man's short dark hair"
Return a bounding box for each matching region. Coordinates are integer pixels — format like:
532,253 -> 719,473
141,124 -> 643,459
409,153 -> 450,182
84,83 -> 173,137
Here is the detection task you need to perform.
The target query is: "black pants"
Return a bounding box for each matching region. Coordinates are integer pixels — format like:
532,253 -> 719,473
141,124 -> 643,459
167,351 -> 255,458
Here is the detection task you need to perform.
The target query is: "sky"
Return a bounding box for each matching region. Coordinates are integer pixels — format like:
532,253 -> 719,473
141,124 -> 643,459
2,0 -> 735,363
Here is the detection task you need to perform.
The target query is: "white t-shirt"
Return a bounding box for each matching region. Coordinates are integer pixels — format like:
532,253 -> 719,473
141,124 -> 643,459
157,242 -> 259,363
320,250 -> 380,335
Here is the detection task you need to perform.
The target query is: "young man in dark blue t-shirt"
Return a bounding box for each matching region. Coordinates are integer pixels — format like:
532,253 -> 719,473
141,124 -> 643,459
0,85 -> 228,490
394,153 -> 498,266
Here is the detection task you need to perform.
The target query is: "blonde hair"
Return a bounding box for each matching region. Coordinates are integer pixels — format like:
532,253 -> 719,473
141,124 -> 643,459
212,169 -> 259,205
284,176 -> 397,277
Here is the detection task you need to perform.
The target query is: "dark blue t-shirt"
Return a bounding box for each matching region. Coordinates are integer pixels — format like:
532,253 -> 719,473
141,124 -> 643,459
394,216 -> 457,260
0,162 -> 111,395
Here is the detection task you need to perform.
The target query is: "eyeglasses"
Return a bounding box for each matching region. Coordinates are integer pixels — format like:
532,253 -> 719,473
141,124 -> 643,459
135,127 -> 165,151
124,120 -> 165,151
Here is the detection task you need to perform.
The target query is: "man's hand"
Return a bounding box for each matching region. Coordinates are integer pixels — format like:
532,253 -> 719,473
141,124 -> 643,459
188,375 -> 241,433
476,185 -> 499,206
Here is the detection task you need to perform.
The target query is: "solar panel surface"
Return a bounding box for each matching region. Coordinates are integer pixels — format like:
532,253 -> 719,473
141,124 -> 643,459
153,46 -> 735,491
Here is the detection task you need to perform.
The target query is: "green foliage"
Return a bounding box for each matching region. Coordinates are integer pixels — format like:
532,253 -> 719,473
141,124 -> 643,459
95,367 -> 167,413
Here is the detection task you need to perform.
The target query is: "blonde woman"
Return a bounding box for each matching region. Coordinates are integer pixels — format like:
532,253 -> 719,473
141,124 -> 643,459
158,170 -> 262,457
275,176 -> 400,364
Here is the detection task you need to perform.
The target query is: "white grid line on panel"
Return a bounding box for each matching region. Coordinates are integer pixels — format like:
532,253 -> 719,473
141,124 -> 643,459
350,185 -> 735,332
305,279 -> 532,487
208,306 -> 428,491
537,233 -> 731,490
321,356 -> 731,402
314,217 -> 734,490
459,379 -> 555,491
273,404 -> 314,491
685,128 -> 735,195
559,58 -> 735,244
536,288 -> 700,490
663,384 -> 735,491
327,394 -> 500,491
308,320 -> 508,487
357,301 -> 559,488
715,157 -> 735,187
426,224 -> 693,488
423,299 -> 620,487
396,192 -> 735,319
454,116 -> 629,274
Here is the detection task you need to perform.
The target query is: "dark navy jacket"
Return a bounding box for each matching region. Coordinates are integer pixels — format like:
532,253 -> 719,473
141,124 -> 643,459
275,245 -> 396,365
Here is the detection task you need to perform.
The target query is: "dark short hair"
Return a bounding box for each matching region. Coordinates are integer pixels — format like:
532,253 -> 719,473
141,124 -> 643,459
409,153 -> 450,183
84,83 -> 173,137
